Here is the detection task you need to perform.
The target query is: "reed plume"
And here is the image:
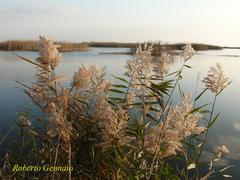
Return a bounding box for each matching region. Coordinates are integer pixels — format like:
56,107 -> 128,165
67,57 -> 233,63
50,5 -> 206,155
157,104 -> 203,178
203,63 -> 230,94
144,94 -> 205,159
125,43 -> 154,94
182,43 -> 196,60
153,51 -> 170,79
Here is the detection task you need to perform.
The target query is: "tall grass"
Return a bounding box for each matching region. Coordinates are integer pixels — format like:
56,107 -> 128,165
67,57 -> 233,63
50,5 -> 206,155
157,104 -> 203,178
0,36 -> 232,179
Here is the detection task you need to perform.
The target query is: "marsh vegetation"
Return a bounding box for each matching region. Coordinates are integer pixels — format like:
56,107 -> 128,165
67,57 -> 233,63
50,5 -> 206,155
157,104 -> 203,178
0,37 -> 233,179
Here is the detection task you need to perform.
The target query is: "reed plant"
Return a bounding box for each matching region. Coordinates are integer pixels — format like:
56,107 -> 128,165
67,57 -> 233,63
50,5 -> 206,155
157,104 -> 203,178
0,36 -> 232,179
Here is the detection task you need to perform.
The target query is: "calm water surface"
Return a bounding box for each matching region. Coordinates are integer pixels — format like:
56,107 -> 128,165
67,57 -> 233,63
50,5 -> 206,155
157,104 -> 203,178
0,48 -> 240,178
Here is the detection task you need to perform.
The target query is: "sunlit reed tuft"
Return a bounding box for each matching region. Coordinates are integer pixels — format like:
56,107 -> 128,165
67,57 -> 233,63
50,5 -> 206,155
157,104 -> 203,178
203,63 -> 230,94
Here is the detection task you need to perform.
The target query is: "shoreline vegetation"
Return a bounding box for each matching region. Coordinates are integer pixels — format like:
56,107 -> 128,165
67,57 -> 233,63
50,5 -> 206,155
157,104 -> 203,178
1,37 -> 232,179
0,40 -> 89,52
0,40 -> 235,54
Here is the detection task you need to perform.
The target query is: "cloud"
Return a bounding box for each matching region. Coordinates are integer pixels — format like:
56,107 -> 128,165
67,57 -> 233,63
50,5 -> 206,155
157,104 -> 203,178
0,1 -> 81,16
0,1 -> 84,41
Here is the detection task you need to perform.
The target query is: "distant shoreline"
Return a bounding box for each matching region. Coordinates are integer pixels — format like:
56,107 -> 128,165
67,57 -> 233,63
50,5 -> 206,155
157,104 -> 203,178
1,40 -> 238,53
222,46 -> 240,49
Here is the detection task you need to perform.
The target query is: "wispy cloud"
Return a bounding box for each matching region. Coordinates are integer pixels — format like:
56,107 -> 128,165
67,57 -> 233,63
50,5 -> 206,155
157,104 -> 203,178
0,2 -> 81,16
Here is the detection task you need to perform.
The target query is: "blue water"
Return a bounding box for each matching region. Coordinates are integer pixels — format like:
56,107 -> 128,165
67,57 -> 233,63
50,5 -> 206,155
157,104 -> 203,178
0,47 -> 240,178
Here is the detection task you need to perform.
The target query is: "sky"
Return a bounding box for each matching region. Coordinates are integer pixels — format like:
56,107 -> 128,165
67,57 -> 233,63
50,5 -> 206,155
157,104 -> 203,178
1,0 -> 240,46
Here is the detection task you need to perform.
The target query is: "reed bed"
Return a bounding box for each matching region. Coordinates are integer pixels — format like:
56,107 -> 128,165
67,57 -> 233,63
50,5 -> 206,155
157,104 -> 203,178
0,36 -> 232,179
0,40 -> 89,51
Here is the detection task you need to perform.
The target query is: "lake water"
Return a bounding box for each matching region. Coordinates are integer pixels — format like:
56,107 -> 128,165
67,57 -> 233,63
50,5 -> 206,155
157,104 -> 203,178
0,47 -> 240,178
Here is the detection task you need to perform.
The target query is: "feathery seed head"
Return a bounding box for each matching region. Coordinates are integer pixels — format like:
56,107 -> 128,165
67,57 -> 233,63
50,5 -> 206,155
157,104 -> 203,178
215,145 -> 230,160
39,36 -> 61,70
154,51 -> 170,79
203,63 -> 229,94
143,93 -> 205,159
182,43 -> 196,60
